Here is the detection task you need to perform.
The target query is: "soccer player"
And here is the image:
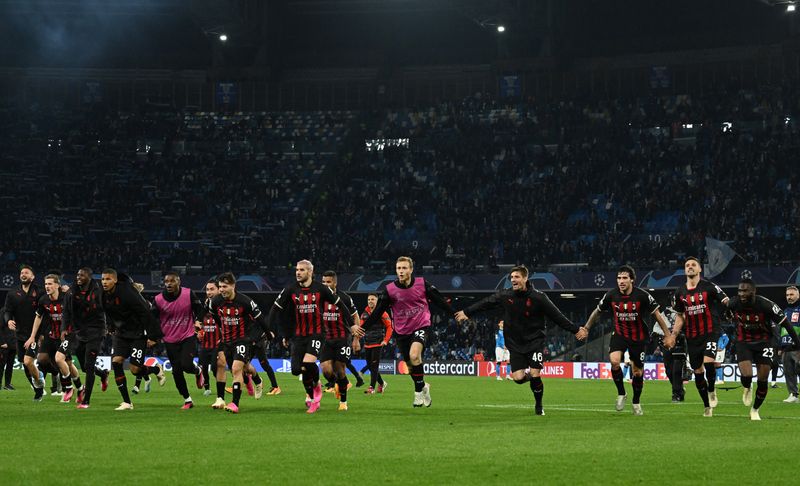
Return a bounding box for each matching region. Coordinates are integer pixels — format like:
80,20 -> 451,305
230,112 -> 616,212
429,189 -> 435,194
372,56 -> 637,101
781,286 -> 800,403
4,264 -> 44,394
268,260 -> 360,414
657,307 -> 687,402
102,269 -> 165,410
198,279 -> 221,397
725,278 -> 799,420
494,321 -> 510,381
319,270 -> 361,411
25,274 -> 76,401
360,292 -> 392,394
668,257 -> 730,416
207,272 -> 269,414
153,272 -> 207,409
583,265 -> 674,416
456,265 -> 587,415
362,256 -> 454,408
63,268 -> 110,409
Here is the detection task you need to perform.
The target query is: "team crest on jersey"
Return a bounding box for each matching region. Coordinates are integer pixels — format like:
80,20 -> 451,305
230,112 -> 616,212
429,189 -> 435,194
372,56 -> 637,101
312,294 -> 316,303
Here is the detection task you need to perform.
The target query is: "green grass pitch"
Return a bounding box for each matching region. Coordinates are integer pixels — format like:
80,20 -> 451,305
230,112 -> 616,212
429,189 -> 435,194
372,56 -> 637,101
2,371 -> 799,485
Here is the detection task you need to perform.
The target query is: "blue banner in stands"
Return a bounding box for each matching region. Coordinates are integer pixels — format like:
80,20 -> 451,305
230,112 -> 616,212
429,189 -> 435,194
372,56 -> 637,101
215,82 -> 237,106
499,75 -> 521,98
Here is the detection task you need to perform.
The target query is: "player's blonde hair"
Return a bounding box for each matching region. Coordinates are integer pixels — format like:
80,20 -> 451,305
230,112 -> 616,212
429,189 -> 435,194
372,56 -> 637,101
297,259 -> 314,273
396,256 -> 414,269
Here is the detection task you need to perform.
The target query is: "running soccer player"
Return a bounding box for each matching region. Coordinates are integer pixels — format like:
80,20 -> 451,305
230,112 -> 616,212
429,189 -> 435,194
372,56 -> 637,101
4,264 -> 44,395
102,269 -> 165,410
726,278 -> 800,420
456,265 -> 587,415
360,292 -> 392,394
319,270 -> 361,411
197,280 -> 221,397
668,257 -> 730,417
153,272 -> 207,409
207,272 -> 269,414
25,274 -> 67,401
63,268 -> 110,409
268,260 -> 360,414
583,265 -> 674,416
362,256 -> 455,408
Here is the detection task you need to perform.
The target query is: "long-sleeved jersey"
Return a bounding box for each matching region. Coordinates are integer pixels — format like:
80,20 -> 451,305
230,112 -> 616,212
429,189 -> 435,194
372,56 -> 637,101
462,284 -> 579,354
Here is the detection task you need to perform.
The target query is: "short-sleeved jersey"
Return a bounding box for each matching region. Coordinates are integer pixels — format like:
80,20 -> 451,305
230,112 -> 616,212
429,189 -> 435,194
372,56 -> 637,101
728,295 -> 786,343
209,293 -> 262,343
199,310 -> 219,350
671,279 -> 728,338
272,281 -> 343,337
36,293 -> 66,339
597,287 -> 660,342
322,290 -> 355,341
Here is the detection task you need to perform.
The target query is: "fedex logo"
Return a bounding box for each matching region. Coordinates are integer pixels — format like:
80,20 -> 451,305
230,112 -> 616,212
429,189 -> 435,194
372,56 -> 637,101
579,362 -> 611,379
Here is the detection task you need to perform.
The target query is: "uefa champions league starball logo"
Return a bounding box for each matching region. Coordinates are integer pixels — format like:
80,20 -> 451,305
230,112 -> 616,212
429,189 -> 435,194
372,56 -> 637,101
594,274 -> 606,287
741,269 -> 752,280
2,275 -> 14,287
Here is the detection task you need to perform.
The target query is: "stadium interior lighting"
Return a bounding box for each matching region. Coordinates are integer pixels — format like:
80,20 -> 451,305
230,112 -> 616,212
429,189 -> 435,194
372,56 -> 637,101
788,4 -> 796,12
496,25 -> 506,33
219,34 -> 228,42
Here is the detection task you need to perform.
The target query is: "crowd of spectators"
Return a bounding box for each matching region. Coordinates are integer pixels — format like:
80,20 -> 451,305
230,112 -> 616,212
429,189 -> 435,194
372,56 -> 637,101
2,86 -> 798,277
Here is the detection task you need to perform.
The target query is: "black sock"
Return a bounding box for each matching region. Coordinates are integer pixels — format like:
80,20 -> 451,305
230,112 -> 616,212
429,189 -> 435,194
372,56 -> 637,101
301,363 -> 318,398
112,362 -> 130,403
704,363 -> 717,392
753,380 -> 768,410
694,372 -> 709,407
232,382 -> 242,406
60,373 -> 73,391
742,375 -> 753,390
360,364 -> 369,373
251,373 -> 262,385
530,376 -> 543,407
631,375 -> 644,404
216,381 -> 226,400
73,376 -> 82,389
337,377 -> 349,402
410,364 -> 425,392
671,358 -> 684,397
611,367 -> 626,396
134,376 -> 142,388
346,361 -> 360,379
261,360 -> 279,388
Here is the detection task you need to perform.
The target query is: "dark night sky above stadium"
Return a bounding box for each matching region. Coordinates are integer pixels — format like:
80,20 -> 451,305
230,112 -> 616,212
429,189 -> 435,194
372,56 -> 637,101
0,0 -> 793,69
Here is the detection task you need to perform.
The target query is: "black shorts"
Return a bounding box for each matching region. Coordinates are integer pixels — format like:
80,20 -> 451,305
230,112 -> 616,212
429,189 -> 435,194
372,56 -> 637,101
290,335 -> 324,375
508,339 -> 547,372
609,333 -> 646,368
221,340 -> 252,367
57,333 -> 78,358
320,338 -> 352,363
41,336 -> 61,360
396,328 -> 429,363
736,341 -> 775,366
18,338 -> 38,360
112,335 -> 147,366
686,333 -> 719,370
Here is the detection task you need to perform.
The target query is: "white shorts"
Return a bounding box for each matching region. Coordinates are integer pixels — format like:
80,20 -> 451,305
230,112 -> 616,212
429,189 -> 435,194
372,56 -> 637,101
495,347 -> 509,362
715,349 -> 726,363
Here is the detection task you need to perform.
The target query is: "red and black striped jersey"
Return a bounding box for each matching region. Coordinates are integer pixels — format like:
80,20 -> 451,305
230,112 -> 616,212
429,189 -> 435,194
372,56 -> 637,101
208,293 -> 262,344
271,281 -> 346,337
728,295 -> 786,343
36,293 -> 66,338
597,287 -> 660,342
322,290 -> 356,341
671,279 -> 728,338
199,311 -> 219,349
